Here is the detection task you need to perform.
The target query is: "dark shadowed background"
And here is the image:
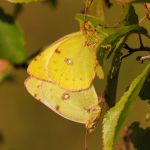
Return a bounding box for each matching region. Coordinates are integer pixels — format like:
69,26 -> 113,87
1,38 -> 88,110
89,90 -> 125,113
0,1 -> 149,150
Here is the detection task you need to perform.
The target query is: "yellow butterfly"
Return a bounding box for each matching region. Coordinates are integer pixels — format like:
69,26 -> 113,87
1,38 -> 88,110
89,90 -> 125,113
28,31 -> 104,91
27,32 -> 77,81
25,76 -> 102,131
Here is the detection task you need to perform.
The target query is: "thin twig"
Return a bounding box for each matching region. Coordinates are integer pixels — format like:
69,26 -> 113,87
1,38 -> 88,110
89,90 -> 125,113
144,3 -> 150,13
123,43 -> 150,52
139,3 -> 150,24
122,127 -> 132,150
84,129 -> 88,150
138,33 -> 144,48
84,0 -> 94,14
13,62 -> 28,69
137,55 -> 150,63
105,0 -> 112,7
122,44 -> 150,60
13,47 -> 43,70
139,14 -> 147,24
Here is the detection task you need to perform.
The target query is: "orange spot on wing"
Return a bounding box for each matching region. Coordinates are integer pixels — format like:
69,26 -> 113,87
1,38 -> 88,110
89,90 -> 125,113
55,48 -> 61,54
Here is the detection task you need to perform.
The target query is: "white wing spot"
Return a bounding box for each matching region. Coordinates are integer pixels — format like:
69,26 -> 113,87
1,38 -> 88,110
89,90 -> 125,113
61,93 -> 70,100
65,58 -> 73,65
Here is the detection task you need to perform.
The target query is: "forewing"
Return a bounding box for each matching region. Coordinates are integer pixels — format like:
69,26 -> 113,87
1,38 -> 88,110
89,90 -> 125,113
27,32 -> 79,81
24,77 -> 43,101
48,32 -> 97,91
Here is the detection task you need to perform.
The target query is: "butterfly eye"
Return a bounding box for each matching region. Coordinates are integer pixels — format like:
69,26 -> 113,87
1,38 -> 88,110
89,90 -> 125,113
61,93 -> 70,100
65,58 -> 73,65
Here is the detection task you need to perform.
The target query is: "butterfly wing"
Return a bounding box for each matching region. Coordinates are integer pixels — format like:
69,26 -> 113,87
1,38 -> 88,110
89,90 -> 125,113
47,32 -> 97,91
27,32 -> 79,81
24,77 -> 43,101
25,77 -> 101,130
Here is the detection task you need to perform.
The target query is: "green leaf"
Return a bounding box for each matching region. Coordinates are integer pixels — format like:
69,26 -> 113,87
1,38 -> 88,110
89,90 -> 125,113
139,74 -> 150,100
129,122 -> 150,150
123,4 -> 138,26
0,8 -> 27,64
13,4 -> 24,19
105,36 -> 128,108
97,25 -> 148,65
102,63 -> 150,150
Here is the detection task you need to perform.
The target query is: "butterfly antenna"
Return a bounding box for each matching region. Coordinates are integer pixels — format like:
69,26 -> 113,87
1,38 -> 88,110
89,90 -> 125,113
84,128 -> 88,150
84,0 -> 94,14
83,0 -> 94,24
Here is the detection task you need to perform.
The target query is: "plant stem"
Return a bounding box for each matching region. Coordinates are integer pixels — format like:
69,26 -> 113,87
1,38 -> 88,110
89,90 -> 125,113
13,47 -> 43,70
13,4 -> 24,20
137,55 -> 150,63
122,43 -> 150,59
105,36 -> 128,107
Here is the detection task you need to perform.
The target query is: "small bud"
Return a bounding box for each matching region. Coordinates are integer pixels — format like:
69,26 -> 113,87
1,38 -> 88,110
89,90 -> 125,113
0,59 -> 12,82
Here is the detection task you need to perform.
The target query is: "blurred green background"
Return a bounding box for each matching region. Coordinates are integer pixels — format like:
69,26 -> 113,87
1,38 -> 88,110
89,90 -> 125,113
0,1 -> 149,150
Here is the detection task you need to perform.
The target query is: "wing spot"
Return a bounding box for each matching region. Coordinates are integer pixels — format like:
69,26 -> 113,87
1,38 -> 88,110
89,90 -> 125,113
84,107 -> 98,113
65,58 -> 73,65
84,107 -> 92,113
37,85 -> 40,88
34,93 -> 37,98
49,88 -> 52,91
55,105 -> 60,111
61,93 -> 70,100
80,77 -> 83,80
55,48 -> 61,54
53,60 -> 56,64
